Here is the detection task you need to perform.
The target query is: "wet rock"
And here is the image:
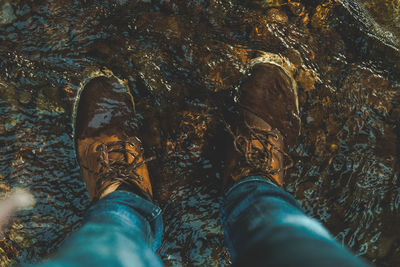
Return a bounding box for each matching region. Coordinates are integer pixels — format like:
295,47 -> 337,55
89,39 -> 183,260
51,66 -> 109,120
0,82 -> 18,108
138,101 -> 162,149
40,85 -> 59,103
36,86 -> 65,116
0,237 -> 17,265
391,105 -> 400,124
329,143 -> 339,153
18,91 -> 32,105
311,2 -> 337,30
362,0 -> 400,31
375,124 -> 397,159
390,93 -> 400,124
207,56 -> 243,92
338,66 -> 395,118
0,183 -> 10,193
244,0 -> 287,9
266,8 -> 288,24
4,117 -> 18,132
296,68 -> 317,92
250,22 -> 283,48
130,50 -> 171,94
63,86 -> 74,99
283,48 -> 303,67
326,114 -> 340,136
314,130 -> 327,157
0,1 -> 16,25
89,40 -> 114,60
136,12 -> 184,40
288,1 -> 306,16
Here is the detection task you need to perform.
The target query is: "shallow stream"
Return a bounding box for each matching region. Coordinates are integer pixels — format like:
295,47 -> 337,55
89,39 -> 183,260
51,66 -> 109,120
0,0 -> 399,266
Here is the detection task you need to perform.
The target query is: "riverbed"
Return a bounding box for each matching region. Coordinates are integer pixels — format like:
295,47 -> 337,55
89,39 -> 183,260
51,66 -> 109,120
0,0 -> 399,266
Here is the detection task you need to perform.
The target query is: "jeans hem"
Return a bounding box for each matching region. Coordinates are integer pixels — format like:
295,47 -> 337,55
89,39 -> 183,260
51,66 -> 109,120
224,176 -> 278,197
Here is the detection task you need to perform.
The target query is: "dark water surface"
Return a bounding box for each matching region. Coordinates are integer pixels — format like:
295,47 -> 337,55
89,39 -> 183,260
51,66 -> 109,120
0,0 -> 399,266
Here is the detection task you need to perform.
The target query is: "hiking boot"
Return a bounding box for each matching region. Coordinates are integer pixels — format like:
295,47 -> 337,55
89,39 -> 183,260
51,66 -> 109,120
224,62 -> 300,188
73,75 -> 153,201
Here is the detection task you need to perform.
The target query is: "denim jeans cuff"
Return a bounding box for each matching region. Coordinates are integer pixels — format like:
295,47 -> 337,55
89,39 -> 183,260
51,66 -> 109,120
224,176 -> 278,197
84,190 -> 163,251
223,175 -> 303,214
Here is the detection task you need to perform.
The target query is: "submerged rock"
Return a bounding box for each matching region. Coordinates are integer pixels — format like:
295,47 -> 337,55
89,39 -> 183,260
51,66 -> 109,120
36,85 -> 65,116
244,0 -> 287,9
296,68 -> 317,92
266,8 -> 288,24
0,1 -> 16,25
0,81 -> 18,108
18,91 -> 32,105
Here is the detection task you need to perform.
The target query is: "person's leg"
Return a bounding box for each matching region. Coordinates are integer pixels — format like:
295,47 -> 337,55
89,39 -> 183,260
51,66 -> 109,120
222,58 -> 369,266
30,75 -> 163,266
221,176 -> 369,267
38,191 -> 163,267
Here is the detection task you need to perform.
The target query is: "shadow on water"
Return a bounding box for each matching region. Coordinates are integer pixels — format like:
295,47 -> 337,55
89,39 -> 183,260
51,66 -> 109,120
0,0 -> 399,266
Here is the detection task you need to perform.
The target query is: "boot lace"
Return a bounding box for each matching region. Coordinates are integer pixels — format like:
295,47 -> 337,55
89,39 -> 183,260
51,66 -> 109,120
81,138 -> 155,198
225,119 -> 293,180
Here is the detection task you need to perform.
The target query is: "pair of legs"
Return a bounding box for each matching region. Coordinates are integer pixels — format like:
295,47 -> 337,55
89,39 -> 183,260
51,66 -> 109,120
35,61 -> 368,266
37,177 -> 367,267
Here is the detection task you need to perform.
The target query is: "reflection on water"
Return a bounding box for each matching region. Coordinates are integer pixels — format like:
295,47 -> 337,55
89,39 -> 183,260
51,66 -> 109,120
0,0 -> 399,266
359,0 -> 400,43
338,0 -> 400,52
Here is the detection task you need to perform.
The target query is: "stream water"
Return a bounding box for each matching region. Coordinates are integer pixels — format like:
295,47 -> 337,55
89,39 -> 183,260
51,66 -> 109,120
0,0 -> 399,266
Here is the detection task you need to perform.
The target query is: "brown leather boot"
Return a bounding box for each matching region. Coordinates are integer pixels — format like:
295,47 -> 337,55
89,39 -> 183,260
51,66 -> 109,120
73,75 -> 154,201
224,62 -> 300,188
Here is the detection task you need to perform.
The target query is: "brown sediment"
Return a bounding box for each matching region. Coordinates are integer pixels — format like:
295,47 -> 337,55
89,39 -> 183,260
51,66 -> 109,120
0,0 -> 399,266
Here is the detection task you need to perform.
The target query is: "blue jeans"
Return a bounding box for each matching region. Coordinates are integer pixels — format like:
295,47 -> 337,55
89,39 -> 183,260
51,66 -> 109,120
37,191 -> 163,267
36,177 -> 368,267
221,176 -> 368,267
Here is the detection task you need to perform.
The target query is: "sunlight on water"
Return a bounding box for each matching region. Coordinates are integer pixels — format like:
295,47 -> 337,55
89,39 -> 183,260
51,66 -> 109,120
0,0 -> 399,266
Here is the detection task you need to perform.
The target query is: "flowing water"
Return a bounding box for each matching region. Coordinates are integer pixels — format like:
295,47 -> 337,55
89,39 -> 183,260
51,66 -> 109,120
0,0 -> 399,266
